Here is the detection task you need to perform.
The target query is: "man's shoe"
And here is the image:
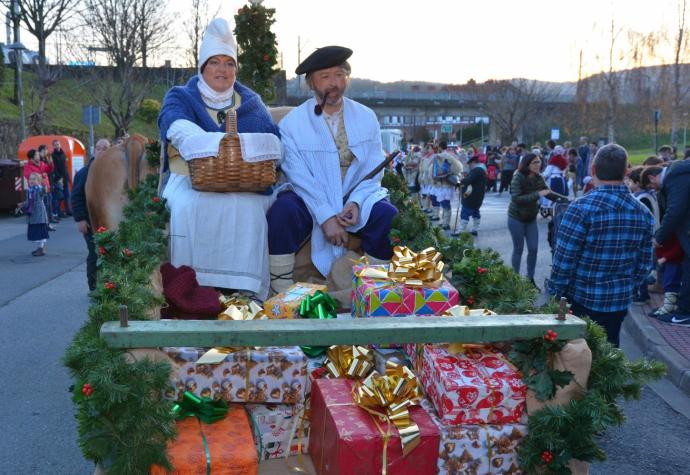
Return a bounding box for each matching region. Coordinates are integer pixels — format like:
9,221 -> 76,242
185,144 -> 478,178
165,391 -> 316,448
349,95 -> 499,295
528,278 -> 541,293
31,248 -> 45,257
48,224 -> 56,231
656,312 -> 690,326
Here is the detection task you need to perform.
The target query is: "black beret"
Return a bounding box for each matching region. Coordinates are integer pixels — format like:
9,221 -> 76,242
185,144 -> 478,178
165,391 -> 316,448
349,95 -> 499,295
295,46 -> 352,75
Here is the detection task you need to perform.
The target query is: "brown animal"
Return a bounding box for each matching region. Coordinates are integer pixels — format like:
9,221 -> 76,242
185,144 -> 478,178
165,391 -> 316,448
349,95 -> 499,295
86,134 -> 157,232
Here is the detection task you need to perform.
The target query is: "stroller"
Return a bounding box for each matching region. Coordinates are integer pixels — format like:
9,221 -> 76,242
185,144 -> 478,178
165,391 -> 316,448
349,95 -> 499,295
547,200 -> 571,253
539,172 -> 568,218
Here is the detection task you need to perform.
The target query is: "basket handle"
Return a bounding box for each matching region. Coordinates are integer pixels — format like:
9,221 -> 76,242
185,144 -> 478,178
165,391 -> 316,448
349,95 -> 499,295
225,109 -> 238,137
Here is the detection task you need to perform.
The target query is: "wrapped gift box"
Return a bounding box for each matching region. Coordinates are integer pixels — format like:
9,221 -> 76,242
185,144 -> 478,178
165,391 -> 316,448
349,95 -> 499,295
420,398 -> 526,474
409,344 -> 526,425
352,264 -> 459,318
150,404 -> 258,475
163,346 -> 307,404
309,378 -> 441,475
263,282 -> 327,319
246,404 -> 310,460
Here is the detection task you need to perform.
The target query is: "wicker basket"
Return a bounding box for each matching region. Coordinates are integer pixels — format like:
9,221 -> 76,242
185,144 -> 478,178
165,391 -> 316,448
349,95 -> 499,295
188,109 -> 277,192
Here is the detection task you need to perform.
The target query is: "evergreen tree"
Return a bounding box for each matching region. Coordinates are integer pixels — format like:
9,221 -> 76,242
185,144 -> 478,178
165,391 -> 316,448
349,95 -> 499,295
234,2 -> 279,102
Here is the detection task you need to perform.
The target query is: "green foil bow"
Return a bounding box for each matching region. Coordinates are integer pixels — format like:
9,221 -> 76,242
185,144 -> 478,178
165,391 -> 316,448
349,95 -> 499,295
172,390 -> 228,424
300,290 -> 337,357
299,290 -> 337,319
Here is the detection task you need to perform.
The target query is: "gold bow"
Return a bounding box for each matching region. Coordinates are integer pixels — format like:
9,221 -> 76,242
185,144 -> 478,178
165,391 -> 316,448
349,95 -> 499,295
443,305 -> 497,317
352,361 -> 422,458
388,246 -> 444,287
218,294 -> 268,320
323,345 -> 374,379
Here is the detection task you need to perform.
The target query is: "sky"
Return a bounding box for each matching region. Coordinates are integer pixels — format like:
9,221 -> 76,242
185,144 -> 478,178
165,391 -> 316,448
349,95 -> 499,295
7,0 -> 687,84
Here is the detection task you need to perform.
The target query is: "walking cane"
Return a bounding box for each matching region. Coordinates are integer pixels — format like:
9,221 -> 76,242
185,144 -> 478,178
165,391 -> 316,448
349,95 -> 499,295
451,185 -> 461,235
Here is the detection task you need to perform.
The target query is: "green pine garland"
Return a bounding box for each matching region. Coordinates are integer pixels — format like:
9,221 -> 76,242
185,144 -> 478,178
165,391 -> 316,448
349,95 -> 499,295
234,3 -> 279,102
64,175 -> 175,474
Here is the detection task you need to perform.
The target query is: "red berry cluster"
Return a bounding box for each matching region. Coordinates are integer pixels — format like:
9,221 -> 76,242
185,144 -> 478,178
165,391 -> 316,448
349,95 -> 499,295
82,383 -> 93,397
123,248 -> 133,257
104,282 -> 116,290
151,196 -> 161,203
476,266 -> 488,274
98,246 -> 106,256
96,226 -> 107,233
544,329 -> 558,342
541,450 -> 554,464
263,54 -> 270,61
466,296 -> 475,306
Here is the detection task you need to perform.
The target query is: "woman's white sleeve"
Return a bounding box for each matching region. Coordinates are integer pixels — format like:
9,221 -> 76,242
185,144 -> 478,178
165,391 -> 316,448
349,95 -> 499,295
167,119 -> 226,161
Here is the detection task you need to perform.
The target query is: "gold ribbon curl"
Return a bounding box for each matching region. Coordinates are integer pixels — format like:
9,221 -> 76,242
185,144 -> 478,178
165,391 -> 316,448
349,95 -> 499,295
354,246 -> 445,287
323,345 -> 374,379
218,294 -> 268,320
352,361 -> 423,461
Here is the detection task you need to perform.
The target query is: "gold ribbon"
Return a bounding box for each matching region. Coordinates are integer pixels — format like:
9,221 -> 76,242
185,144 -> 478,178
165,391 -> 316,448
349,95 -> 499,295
352,361 -> 422,459
443,305 -> 497,317
354,246 -> 445,287
285,401 -> 311,474
388,246 -> 444,287
323,345 -> 374,379
218,294 -> 268,320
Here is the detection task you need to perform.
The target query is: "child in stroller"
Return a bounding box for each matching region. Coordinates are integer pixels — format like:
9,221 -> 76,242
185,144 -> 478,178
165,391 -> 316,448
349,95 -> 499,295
540,149 -> 569,218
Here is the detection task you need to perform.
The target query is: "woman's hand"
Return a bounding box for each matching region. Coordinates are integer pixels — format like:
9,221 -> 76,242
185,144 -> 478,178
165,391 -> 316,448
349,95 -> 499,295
322,216 -> 349,247
538,189 -> 551,197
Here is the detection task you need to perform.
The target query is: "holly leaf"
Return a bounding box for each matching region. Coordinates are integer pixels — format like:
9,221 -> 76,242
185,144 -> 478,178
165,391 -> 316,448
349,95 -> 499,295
526,370 -> 555,401
549,369 -> 574,389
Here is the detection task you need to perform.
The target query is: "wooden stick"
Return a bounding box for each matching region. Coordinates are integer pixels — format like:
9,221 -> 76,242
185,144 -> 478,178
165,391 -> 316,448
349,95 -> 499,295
119,305 -> 129,328
557,297 -> 568,320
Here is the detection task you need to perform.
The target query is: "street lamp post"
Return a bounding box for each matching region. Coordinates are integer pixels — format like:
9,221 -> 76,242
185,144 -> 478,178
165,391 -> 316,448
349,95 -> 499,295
684,112 -> 688,152
9,41 -> 27,141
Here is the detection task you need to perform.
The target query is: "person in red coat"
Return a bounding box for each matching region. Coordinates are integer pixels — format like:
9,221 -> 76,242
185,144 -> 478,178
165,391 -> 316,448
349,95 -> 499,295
23,149 -> 56,230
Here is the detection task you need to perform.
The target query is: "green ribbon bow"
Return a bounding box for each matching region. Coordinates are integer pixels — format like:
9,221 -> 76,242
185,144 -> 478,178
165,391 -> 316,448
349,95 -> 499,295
299,290 -> 338,319
172,391 -> 228,424
299,290 -> 338,358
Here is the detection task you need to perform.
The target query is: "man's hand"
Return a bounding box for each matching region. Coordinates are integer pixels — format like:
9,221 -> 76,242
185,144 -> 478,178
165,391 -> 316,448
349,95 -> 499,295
652,239 -> 661,248
322,216 -> 349,247
336,202 -> 360,228
77,220 -> 90,235
538,189 -> 551,197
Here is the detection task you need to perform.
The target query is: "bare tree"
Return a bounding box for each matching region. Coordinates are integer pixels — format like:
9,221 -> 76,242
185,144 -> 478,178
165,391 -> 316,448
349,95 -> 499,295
484,78 -> 564,143
2,0 -> 80,132
80,0 -> 171,136
184,0 -> 219,70
670,0 -> 690,148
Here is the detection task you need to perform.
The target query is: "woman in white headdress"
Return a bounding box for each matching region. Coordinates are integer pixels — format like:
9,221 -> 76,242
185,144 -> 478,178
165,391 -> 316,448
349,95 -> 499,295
158,18 -> 280,299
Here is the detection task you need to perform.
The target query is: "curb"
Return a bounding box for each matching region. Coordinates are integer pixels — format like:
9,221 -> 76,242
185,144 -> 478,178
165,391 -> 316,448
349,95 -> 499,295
623,307 -> 690,396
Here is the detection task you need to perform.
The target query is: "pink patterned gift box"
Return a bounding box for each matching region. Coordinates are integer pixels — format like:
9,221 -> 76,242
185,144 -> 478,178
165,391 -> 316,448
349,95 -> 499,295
407,344 -> 526,425
352,264 -> 459,318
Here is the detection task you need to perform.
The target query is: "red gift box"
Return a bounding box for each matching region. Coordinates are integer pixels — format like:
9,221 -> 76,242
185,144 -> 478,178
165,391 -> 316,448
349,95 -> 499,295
405,344 -> 526,425
308,378 -> 440,475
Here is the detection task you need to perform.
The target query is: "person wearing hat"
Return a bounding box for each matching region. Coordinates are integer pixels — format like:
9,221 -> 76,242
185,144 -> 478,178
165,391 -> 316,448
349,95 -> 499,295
158,18 -> 281,300
266,46 -> 397,293
452,155 -> 487,237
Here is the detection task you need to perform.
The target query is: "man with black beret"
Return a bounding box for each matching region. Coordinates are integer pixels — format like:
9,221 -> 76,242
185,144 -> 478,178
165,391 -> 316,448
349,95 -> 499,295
267,46 -> 397,293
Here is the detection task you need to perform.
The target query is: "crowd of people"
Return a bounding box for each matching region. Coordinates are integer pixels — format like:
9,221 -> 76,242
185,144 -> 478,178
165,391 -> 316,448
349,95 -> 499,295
396,136 -> 690,343
18,140 -> 72,256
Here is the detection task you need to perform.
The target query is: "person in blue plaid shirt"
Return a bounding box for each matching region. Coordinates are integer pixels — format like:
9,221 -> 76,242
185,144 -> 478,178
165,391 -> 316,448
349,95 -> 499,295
548,144 -> 655,346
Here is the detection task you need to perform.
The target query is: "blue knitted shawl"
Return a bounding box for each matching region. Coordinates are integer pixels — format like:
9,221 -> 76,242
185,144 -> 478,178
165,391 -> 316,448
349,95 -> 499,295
158,76 -> 280,173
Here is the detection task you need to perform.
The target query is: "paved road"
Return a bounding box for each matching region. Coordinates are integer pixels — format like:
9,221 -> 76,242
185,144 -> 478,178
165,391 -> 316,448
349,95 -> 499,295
0,193 -> 688,474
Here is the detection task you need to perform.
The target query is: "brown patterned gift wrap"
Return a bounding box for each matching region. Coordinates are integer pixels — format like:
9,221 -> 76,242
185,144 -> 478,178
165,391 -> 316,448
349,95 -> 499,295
162,346 -> 307,404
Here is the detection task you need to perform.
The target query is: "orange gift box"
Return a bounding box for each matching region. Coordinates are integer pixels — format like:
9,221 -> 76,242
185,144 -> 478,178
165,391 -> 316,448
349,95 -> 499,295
151,405 -> 258,475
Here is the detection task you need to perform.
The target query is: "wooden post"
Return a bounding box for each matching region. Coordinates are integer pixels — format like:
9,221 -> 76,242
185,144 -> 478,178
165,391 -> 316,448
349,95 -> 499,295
119,305 -> 129,327
558,297 -> 568,321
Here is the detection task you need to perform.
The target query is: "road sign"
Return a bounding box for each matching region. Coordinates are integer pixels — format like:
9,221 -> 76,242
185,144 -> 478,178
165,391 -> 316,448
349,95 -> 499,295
82,105 -> 101,126
441,124 -> 453,134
